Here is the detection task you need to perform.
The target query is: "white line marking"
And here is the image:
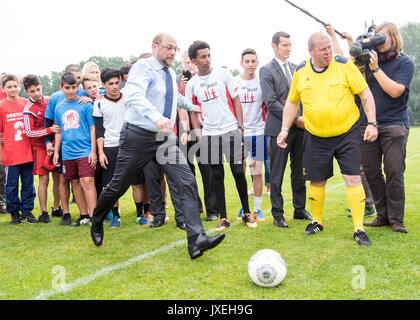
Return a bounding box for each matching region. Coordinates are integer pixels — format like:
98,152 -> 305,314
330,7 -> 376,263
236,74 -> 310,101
33,154 -> 420,299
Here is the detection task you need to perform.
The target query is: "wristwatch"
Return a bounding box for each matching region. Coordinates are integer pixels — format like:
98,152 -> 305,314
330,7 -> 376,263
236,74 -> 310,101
238,125 -> 244,129
372,66 -> 380,73
367,121 -> 378,127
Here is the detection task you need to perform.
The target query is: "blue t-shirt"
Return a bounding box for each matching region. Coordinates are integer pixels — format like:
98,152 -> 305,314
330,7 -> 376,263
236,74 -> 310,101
361,53 -> 414,128
54,99 -> 94,161
45,87 -> 88,121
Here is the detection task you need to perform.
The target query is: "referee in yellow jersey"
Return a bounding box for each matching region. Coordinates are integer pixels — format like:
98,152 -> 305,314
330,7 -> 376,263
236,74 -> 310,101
277,32 -> 378,246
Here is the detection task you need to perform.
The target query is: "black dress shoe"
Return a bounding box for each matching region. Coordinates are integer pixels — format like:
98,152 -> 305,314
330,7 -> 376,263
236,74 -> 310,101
176,221 -> 186,230
274,218 -> 289,228
188,233 -> 225,259
150,216 -> 165,228
206,214 -> 218,221
293,209 -> 312,220
91,220 -> 104,246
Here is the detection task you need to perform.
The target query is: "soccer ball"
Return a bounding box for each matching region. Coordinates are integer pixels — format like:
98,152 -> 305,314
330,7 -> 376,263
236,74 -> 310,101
248,249 -> 287,287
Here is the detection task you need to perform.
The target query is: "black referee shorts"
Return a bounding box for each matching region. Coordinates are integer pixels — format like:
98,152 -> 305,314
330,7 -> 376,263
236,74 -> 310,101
302,123 -> 362,182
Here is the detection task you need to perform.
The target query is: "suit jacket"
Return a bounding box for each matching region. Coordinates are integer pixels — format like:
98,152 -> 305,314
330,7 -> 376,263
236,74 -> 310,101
260,58 -> 301,137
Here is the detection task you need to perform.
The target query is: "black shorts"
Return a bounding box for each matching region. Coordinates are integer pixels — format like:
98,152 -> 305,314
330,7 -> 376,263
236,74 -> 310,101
199,130 -> 245,165
302,123 -> 361,181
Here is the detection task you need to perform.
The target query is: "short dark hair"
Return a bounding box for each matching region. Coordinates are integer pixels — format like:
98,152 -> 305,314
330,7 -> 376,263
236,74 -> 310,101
119,64 -> 132,77
101,68 -> 120,84
139,53 -> 152,59
272,31 -> 290,46
61,72 -> 78,87
241,48 -> 257,60
64,64 -> 81,73
22,74 -> 41,90
1,74 -> 19,88
188,41 -> 210,60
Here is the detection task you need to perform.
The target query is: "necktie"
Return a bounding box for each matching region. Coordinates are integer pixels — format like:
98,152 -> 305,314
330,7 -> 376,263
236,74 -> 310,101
163,67 -> 173,119
283,63 -> 292,84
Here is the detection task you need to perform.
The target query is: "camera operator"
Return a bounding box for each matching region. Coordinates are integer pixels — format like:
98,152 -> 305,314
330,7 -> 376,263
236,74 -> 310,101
362,22 -> 414,233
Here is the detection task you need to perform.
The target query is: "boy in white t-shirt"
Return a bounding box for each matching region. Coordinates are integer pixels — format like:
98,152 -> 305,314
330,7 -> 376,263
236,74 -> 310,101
235,49 -> 268,222
186,41 -> 257,231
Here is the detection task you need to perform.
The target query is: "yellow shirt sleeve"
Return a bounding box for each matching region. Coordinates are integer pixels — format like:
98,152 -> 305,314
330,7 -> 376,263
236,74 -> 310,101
345,59 -> 368,95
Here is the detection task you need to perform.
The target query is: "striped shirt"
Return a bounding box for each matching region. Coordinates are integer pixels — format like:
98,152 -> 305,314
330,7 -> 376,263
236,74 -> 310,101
23,97 -> 53,149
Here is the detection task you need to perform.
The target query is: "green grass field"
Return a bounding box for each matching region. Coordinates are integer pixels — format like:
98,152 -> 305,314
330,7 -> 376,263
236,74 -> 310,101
0,128 -> 419,301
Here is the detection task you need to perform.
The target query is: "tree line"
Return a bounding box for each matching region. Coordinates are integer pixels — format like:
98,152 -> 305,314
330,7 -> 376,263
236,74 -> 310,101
15,23 -> 420,125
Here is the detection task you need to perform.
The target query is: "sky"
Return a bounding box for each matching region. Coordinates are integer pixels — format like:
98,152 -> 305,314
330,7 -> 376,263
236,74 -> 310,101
1,0 -> 419,77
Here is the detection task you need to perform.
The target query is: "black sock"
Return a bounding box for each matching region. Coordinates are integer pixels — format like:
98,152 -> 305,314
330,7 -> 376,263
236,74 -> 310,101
80,214 -> 89,219
143,203 -> 150,213
112,206 -> 120,218
135,202 -> 143,217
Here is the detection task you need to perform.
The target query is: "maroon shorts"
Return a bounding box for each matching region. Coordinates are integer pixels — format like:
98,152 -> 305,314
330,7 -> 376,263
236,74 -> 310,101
63,157 -> 95,180
32,148 -> 51,176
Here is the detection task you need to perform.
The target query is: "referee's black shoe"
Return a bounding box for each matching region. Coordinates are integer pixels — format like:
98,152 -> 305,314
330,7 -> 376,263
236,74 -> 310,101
353,229 -> 371,247
274,218 -> 288,228
150,215 -> 166,228
91,220 -> 104,246
303,221 -> 323,235
188,233 -> 225,259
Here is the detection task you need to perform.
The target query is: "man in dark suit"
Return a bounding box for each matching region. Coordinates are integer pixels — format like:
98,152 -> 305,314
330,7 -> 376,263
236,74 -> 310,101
259,31 -> 311,228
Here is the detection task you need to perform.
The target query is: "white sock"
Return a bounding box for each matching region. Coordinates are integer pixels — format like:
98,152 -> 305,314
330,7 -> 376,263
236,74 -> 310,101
253,196 -> 262,212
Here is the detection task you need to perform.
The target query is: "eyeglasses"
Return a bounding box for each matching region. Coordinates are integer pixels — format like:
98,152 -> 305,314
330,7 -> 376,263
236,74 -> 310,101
155,43 -> 180,53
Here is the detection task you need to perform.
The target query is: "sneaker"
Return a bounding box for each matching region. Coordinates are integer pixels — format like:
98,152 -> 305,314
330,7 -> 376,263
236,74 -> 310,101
254,209 -> 265,222
61,213 -> 72,226
109,216 -> 121,228
136,214 -> 150,226
242,213 -> 258,228
0,206 -> 8,214
21,212 -> 38,224
364,207 -> 375,218
303,221 -> 324,235
106,210 -> 114,221
236,208 -> 244,221
71,215 -> 90,227
354,229 -> 372,246
144,210 -> 153,223
51,206 -> 63,217
38,211 -> 51,223
215,218 -> 230,231
11,212 -> 22,225
248,188 -> 254,195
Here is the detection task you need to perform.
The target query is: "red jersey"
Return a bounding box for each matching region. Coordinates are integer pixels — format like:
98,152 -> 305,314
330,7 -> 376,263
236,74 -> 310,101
0,97 -> 33,166
23,96 -> 52,150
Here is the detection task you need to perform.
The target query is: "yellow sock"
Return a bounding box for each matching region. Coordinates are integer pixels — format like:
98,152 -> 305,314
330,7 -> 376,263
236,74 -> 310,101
308,184 -> 326,225
347,185 -> 366,232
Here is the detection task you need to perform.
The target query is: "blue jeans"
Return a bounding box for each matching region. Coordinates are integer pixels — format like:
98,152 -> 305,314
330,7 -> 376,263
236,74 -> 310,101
5,162 -> 36,214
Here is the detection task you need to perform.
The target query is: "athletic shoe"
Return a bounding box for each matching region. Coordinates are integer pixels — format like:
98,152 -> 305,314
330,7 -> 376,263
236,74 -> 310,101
144,210 -> 152,223
106,210 -> 114,221
11,212 -> 22,225
109,216 -> 121,228
248,188 -> 254,195
21,213 -> 38,224
364,207 -> 375,218
51,206 -> 63,217
347,207 -> 376,218
236,208 -> 244,221
254,209 -> 265,222
242,213 -> 257,229
136,214 -> 150,226
215,218 -> 230,231
303,221 -> 324,235
71,215 -> 90,227
38,211 -> 51,223
354,229 -> 372,246
0,206 -> 8,214
61,213 -> 71,226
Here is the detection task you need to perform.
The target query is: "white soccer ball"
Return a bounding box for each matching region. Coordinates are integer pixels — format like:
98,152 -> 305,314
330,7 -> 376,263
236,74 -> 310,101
248,249 -> 287,287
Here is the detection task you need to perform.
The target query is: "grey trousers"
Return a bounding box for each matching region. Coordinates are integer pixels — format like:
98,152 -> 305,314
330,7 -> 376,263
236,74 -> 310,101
361,124 -> 409,224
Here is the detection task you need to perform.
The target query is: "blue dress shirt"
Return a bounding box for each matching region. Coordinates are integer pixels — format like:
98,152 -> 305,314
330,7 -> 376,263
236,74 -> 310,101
123,56 -> 194,132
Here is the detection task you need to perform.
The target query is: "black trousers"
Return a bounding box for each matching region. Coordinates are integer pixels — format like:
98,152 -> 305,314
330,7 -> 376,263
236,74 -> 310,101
92,124 -> 205,238
269,126 -> 306,219
183,140 -> 218,216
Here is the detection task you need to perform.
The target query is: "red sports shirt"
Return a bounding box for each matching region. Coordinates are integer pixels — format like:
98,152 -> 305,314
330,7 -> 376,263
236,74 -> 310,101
0,97 -> 34,166
23,96 -> 52,150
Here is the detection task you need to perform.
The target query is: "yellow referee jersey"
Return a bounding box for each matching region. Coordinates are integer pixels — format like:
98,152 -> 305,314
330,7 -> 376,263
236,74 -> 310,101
288,55 -> 368,137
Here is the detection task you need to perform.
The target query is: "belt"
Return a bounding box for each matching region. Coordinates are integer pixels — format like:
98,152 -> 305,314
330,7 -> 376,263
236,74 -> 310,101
123,123 -> 157,137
